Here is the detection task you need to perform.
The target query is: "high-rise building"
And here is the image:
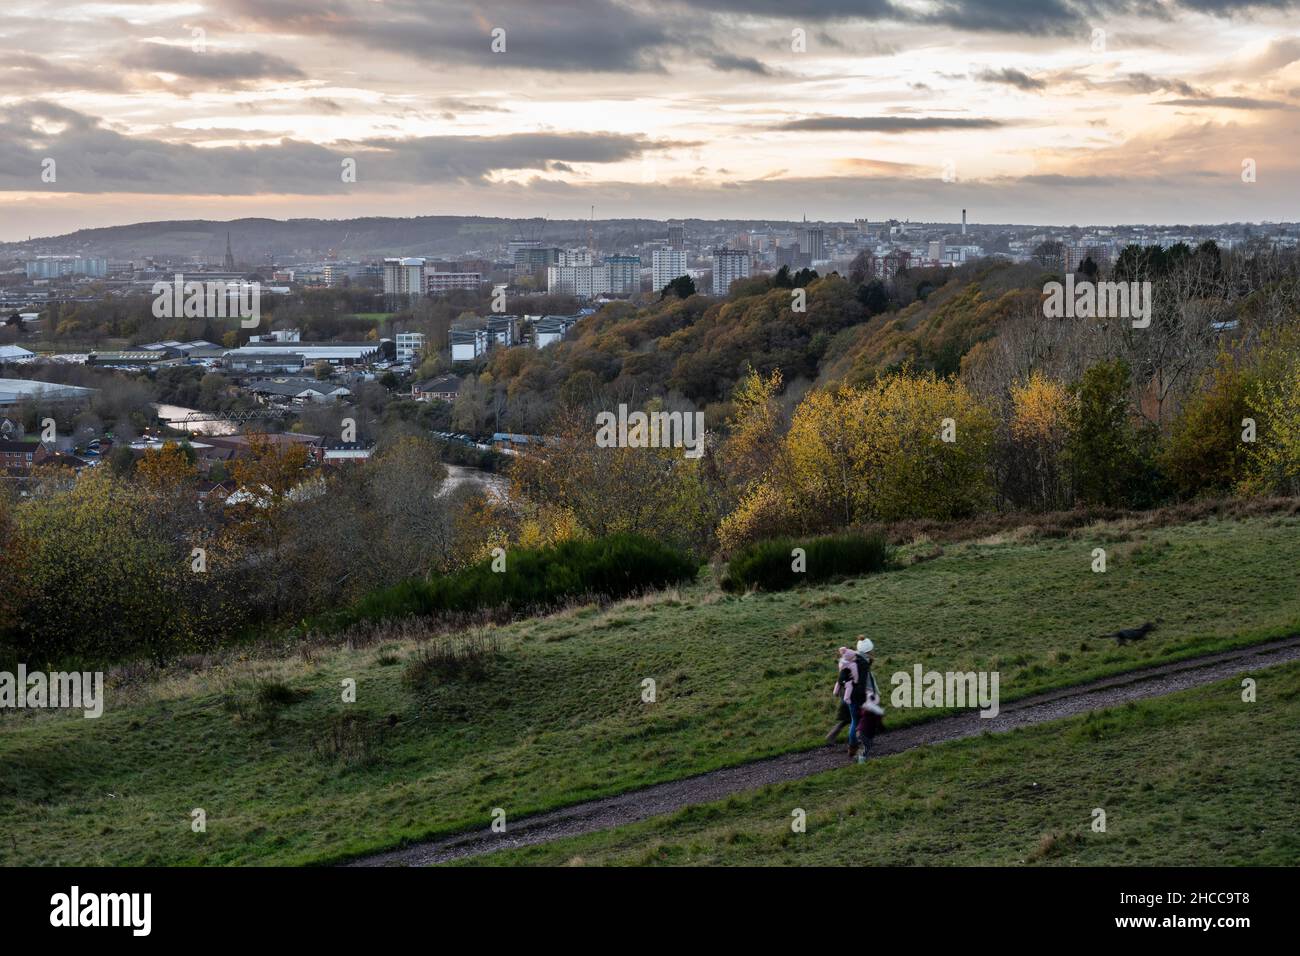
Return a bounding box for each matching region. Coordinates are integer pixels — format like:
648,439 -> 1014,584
711,248 -> 751,296
667,224 -> 685,250
799,224 -> 825,262
547,264 -> 611,298
604,255 -> 641,294
652,248 -> 688,293
557,248 -> 593,267
513,246 -> 562,274
24,257 -> 107,279
383,257 -> 425,300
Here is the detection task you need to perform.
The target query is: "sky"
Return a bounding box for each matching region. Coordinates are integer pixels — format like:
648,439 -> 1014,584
1,0 -> 1299,240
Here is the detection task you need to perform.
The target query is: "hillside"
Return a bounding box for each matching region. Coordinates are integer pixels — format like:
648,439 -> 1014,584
2,216 -> 850,261
3,511 -> 1298,866
474,660 -> 1300,866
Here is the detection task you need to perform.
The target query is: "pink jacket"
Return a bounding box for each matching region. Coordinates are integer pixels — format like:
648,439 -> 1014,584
832,648 -> 859,704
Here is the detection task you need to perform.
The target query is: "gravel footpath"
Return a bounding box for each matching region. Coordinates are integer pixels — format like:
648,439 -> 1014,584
351,635 -> 1300,866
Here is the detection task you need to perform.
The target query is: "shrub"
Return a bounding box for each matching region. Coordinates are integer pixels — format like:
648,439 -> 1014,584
721,533 -> 893,593
402,630 -> 499,687
222,677 -> 306,725
330,533 -> 698,630
310,712 -> 388,768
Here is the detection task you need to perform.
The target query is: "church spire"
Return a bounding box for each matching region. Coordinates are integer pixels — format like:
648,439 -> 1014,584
224,231 -> 235,271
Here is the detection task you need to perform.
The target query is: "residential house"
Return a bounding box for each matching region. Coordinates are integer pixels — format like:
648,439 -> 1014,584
412,374 -> 462,403
0,439 -> 50,471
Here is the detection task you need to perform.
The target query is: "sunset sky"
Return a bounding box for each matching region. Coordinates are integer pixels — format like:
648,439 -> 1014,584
2,0 -> 1299,240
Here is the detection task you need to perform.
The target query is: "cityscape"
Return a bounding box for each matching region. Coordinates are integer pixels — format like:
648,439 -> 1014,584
1,0 -> 1298,924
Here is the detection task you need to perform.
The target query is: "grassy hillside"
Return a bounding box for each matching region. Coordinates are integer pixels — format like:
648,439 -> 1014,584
2,512 -> 1298,865
476,661 -> 1300,866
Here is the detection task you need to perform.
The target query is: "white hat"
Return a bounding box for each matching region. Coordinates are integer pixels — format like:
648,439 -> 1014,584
856,637 -> 874,654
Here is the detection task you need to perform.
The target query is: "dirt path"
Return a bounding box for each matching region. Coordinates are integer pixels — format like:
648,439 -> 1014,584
352,635 -> 1300,866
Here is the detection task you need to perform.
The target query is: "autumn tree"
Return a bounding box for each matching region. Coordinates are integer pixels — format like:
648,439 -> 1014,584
1241,330 -> 1300,496
716,367 -> 786,501
8,469 -> 233,663
1160,355 -> 1253,498
511,403 -> 720,557
720,370 -> 995,549
1000,371 -> 1075,510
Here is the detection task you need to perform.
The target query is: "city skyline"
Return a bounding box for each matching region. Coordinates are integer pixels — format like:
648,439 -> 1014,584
2,1 -> 1299,240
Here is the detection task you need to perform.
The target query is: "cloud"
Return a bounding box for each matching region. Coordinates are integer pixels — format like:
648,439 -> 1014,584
707,54 -> 776,76
975,67 -> 1046,91
0,102 -> 686,193
212,0 -> 678,73
123,42 -> 306,82
1157,95 -> 1298,109
772,115 -> 1006,131
1,53 -> 127,92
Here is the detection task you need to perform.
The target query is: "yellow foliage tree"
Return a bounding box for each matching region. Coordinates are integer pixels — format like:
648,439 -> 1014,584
1005,371 -> 1075,509
719,370 -> 994,550
1242,331 -> 1300,496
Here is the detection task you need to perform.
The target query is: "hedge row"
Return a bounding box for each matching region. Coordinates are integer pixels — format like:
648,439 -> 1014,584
330,533 -> 698,629
721,533 -> 893,592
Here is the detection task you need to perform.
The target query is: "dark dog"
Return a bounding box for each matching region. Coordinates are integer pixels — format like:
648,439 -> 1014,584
1107,621 -> 1156,644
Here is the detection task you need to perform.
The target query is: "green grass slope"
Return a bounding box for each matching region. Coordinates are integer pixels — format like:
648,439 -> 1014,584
476,661 -> 1300,866
2,513 -> 1298,865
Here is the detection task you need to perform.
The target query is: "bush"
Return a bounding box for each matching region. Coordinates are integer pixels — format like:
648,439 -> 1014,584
722,533 -> 893,593
330,533 -> 698,629
310,712 -> 389,768
222,677 -> 306,725
402,630 -> 499,687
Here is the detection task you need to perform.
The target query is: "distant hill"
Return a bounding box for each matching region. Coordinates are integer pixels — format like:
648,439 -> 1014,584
0,215 -> 857,262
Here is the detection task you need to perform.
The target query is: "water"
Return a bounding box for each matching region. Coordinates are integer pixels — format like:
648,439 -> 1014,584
152,403 -> 240,436
443,463 -> 508,501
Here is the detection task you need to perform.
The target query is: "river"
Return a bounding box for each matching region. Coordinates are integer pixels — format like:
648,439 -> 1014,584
152,403 -> 240,436
443,463 -> 509,501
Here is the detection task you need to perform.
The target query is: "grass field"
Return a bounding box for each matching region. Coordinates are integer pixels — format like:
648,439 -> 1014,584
473,661 -> 1300,866
2,512 -> 1298,865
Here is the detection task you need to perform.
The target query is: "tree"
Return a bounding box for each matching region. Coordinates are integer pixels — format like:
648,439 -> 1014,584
1066,359 -> 1155,507
856,279 -> 890,316
136,441 -> 199,490
510,404 -> 720,557
660,274 -> 697,300
1241,330 -> 1300,496
7,469 -> 232,663
720,370 -> 995,549
717,367 -> 785,500
1001,371 -> 1075,510
0,492 -> 31,636
1160,356 -> 1252,498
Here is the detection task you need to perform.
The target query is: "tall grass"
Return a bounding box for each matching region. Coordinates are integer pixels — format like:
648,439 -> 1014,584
722,533 -> 893,593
